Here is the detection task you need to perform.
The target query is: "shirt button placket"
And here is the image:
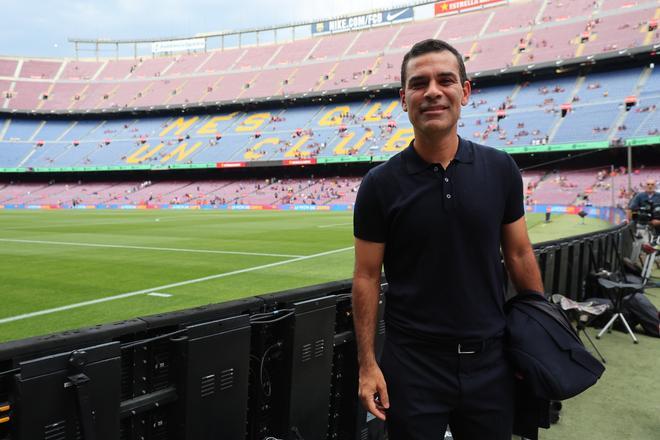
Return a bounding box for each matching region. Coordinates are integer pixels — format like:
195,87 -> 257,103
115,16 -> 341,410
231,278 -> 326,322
444,173 -> 453,210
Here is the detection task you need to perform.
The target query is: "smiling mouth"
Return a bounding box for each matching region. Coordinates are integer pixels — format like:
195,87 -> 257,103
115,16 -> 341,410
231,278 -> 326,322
422,106 -> 449,113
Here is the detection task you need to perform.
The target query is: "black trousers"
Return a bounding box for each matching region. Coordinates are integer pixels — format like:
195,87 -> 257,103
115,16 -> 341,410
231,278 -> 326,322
380,328 -> 514,440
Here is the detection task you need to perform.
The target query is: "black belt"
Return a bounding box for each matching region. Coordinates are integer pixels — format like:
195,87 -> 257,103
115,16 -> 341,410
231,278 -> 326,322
437,338 -> 502,354
386,324 -> 503,354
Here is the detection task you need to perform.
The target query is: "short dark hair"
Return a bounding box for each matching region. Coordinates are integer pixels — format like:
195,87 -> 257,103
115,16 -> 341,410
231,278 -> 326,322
400,39 -> 468,88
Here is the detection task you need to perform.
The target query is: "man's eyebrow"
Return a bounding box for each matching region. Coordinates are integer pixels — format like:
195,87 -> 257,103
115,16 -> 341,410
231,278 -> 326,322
407,72 -> 458,83
407,75 -> 427,83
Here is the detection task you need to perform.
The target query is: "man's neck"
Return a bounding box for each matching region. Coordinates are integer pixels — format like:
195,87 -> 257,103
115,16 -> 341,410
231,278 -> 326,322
412,130 -> 459,169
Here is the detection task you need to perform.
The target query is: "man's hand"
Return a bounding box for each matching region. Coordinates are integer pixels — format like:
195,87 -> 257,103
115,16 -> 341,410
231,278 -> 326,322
353,238 -> 388,419
358,363 -> 390,420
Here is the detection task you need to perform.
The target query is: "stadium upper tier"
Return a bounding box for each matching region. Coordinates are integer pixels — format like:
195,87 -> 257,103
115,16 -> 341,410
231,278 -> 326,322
1,65 -> 658,170
1,0 -> 659,113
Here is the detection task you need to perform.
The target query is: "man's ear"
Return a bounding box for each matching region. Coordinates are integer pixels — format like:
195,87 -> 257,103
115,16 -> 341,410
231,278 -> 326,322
461,80 -> 472,106
399,88 -> 407,112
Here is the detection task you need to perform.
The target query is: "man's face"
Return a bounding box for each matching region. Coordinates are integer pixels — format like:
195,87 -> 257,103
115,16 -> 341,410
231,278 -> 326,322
400,50 -> 471,138
645,180 -> 656,194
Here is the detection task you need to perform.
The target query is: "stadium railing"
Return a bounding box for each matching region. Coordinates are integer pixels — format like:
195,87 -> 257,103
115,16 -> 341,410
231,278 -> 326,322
0,222 -> 632,440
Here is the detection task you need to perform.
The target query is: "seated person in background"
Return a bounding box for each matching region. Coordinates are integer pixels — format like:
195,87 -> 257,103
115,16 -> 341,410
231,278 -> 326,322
627,179 -> 660,232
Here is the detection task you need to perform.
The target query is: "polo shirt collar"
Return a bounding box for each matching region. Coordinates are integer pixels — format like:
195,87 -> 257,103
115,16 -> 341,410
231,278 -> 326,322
403,136 -> 474,175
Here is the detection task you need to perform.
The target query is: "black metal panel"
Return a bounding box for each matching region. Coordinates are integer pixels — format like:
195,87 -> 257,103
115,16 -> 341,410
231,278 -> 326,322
257,279 -> 353,308
13,342 -> 121,440
286,295 -> 337,440
175,314 -> 251,440
554,245 -> 570,296
0,319 -> 147,367
246,313 -> 291,439
567,242 -> 582,300
328,292 -> 386,440
541,249 -> 556,295
603,234 -> 615,271
139,297 -> 263,330
595,236 -> 607,270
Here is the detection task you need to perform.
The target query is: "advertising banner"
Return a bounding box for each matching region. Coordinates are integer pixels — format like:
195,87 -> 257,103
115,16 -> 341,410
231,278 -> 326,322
434,0 -> 506,16
312,6 -> 413,35
526,205 -> 625,223
152,38 -> 205,54
216,161 -> 247,168
283,158 -> 317,166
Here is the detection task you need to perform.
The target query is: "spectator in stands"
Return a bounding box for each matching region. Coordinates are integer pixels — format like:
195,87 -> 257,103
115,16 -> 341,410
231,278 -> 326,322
352,39 -> 543,440
627,179 -> 660,230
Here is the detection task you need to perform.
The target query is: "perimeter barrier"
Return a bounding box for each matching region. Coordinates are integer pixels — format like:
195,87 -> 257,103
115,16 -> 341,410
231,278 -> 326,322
0,221 -> 632,440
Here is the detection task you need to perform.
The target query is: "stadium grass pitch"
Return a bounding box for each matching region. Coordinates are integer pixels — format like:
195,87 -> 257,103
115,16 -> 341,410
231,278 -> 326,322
0,209 -> 610,343
2,210 -> 658,440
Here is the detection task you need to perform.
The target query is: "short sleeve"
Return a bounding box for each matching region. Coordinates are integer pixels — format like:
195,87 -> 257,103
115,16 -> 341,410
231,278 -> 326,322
353,171 -> 387,243
628,194 -> 641,210
502,154 -> 524,224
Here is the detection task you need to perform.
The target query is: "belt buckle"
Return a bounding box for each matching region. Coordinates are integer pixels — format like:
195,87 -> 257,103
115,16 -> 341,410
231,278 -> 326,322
457,343 -> 476,354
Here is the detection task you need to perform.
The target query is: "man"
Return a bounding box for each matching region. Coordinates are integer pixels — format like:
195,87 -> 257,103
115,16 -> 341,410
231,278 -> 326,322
352,39 -> 544,439
627,179 -> 660,231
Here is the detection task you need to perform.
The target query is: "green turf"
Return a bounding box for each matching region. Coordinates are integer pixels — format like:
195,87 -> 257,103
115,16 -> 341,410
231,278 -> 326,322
539,286 -> 660,440
527,212 -> 612,244
0,210 -> 610,342
0,209 -> 657,440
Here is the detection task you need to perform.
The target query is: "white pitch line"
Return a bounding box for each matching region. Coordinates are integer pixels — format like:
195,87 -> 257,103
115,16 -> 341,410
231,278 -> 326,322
0,246 -> 354,325
0,238 -> 303,258
148,292 -> 173,298
318,222 -> 353,228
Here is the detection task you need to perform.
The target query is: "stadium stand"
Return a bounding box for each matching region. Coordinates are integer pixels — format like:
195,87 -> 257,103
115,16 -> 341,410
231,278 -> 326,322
0,176 -> 364,206
1,0 -> 659,112
4,168 -> 660,208
0,0 -> 658,214
2,60 -> 659,171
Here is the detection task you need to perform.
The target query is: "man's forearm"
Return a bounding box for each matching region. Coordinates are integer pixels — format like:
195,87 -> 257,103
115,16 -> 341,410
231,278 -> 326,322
506,247 -> 544,294
352,275 -> 381,368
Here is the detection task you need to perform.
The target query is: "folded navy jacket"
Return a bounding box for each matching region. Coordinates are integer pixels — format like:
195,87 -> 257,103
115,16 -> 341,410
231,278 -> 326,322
505,292 -> 605,439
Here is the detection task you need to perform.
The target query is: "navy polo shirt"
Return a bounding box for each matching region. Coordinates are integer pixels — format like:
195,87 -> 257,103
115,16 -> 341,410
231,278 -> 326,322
354,136 -> 524,340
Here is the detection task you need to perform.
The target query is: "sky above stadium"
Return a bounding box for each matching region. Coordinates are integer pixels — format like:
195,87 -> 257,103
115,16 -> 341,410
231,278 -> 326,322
1,0 -> 408,58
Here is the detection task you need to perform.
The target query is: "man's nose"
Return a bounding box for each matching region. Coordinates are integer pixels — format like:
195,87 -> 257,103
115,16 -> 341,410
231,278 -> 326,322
424,80 -> 442,99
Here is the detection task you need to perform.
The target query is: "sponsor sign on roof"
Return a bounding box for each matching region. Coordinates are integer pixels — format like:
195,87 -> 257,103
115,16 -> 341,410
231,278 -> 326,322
152,38 -> 206,54
311,7 -> 414,35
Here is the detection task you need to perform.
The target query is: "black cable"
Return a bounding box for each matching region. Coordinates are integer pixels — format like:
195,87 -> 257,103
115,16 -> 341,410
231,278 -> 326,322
120,328 -> 188,350
250,309 -> 295,325
260,342 -> 282,397
519,148 -> 609,172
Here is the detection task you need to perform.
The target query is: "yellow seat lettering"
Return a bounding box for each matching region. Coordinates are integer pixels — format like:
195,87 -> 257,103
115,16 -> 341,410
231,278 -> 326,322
236,113 -> 271,132
126,143 -> 164,163
245,137 -> 279,160
159,116 -> 199,137
284,135 -> 311,158
334,131 -> 372,155
318,106 -> 350,126
197,113 -> 238,135
382,128 -> 414,152
363,100 -> 399,122
161,141 -> 203,163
